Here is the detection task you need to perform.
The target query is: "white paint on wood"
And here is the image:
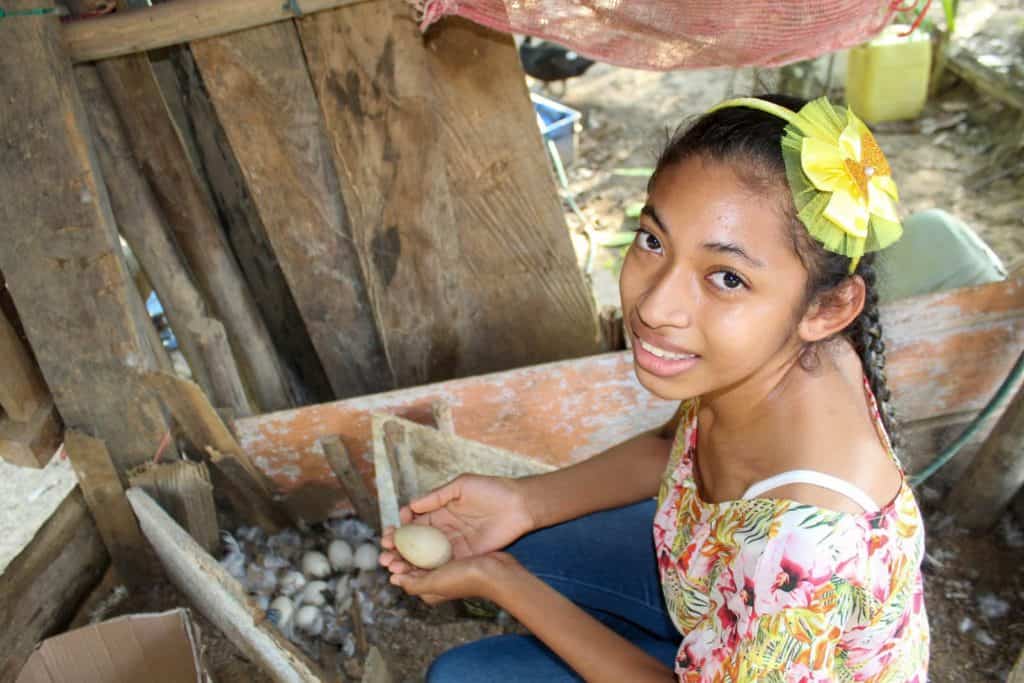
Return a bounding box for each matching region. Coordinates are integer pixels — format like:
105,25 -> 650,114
0,455 -> 77,575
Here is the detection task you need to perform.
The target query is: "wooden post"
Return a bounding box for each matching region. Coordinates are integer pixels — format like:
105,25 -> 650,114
946,364 -> 1024,530
0,399 -> 62,467
189,20 -> 393,398
0,304 -> 49,424
140,370 -> 289,531
190,317 -> 254,418
0,0 -> 175,472
129,460 -> 219,553
319,436 -> 380,533
75,63 -> 217,399
89,47 -> 293,412
64,431 -> 154,584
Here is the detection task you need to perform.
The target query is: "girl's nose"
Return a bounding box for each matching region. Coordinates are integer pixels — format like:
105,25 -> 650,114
636,267 -> 693,330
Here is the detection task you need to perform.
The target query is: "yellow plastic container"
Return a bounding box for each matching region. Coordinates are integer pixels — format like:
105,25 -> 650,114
846,24 -> 932,124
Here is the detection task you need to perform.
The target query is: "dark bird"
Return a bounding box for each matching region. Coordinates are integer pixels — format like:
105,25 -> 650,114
519,37 -> 595,93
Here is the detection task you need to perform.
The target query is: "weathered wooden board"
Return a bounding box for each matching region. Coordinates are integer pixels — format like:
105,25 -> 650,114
189,21 -> 390,398
0,304 -> 48,424
237,277 -> 1024,518
297,5 -> 600,389
130,460 -> 218,553
63,0 -> 365,63
0,1 -> 173,471
94,49 -> 292,413
1,491 -> 109,683
126,488 -> 321,683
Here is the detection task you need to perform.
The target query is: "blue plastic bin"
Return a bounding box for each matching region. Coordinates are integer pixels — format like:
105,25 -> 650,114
531,93 -> 581,167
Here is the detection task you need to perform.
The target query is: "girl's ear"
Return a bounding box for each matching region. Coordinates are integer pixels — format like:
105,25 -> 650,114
798,276 -> 866,343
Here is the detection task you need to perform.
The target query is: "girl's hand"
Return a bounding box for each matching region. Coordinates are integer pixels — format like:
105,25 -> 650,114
388,552 -> 523,605
379,474 -> 534,576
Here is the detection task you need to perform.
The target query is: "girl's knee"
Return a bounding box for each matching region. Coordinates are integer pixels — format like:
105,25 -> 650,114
425,644 -> 486,683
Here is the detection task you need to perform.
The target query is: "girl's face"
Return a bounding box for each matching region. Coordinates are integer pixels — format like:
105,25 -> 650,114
619,156 -> 812,401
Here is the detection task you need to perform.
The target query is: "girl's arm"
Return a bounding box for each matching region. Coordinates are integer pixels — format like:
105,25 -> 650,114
518,405 -> 682,530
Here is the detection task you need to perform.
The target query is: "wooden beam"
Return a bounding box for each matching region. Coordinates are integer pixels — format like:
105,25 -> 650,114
1,490 -> 109,683
91,47 -> 293,412
0,303 -> 48,423
64,430 -> 153,584
188,20 -> 392,398
190,317 -> 254,419
0,0 -> 174,472
126,488 -> 322,682
946,357 -> 1024,529
129,460 -> 219,553
319,436 -> 380,533
64,0 -> 367,64
298,7 -> 600,387
140,370 -> 290,531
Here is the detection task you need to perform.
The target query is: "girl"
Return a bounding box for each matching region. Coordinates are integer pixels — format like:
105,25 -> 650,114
379,94 -> 930,681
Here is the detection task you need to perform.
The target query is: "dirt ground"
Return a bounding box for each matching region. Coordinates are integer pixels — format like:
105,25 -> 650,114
86,13 -> 1024,683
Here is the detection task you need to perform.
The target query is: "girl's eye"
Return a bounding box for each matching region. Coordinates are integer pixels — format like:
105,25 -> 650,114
634,228 -> 663,253
708,270 -> 746,291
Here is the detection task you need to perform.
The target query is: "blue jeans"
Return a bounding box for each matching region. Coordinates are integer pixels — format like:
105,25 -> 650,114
426,500 -> 680,681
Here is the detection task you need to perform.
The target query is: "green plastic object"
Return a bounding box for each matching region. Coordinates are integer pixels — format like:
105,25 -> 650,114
846,24 -> 932,124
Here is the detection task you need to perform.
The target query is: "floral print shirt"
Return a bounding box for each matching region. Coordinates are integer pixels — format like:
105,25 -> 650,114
654,390 -> 930,682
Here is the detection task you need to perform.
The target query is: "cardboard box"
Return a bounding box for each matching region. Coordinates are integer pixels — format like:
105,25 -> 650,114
16,609 -> 209,683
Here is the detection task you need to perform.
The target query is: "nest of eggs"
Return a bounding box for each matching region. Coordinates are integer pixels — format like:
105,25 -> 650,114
219,517 -> 404,661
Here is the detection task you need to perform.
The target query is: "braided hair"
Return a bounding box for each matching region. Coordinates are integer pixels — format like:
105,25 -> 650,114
650,94 -> 900,447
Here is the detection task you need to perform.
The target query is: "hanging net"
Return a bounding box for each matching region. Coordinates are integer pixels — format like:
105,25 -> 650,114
414,0 -> 905,70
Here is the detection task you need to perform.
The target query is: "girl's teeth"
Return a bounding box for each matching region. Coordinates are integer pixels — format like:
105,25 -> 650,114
640,339 -> 692,361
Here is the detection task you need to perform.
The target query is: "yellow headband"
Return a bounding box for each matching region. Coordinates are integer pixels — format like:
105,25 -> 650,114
709,97 -> 903,273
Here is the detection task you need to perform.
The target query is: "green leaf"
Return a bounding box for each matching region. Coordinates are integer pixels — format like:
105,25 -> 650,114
625,201 -> 644,219
612,167 -> 654,178
595,231 -> 637,248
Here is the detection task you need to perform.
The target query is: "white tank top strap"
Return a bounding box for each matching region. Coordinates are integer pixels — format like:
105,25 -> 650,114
741,469 -> 881,513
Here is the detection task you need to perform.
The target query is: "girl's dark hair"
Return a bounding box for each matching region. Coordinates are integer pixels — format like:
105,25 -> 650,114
650,94 -> 898,447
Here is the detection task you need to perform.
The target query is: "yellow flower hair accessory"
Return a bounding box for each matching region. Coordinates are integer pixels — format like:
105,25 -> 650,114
709,97 -> 902,273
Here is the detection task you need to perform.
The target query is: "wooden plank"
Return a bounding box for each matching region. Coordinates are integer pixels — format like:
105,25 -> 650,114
297,3 -> 601,389
64,431 -> 152,583
92,49 -> 293,412
126,488 -> 322,683
1010,644 -> 1024,683
297,0 -> 462,389
0,492 -> 109,683
75,61 -> 248,410
419,18 -> 602,378
189,20 -> 391,398
170,48 -> 333,406
320,436 -> 379,533
946,357 -> 1024,529
64,0 -> 366,63
190,316 -> 254,419
140,370 -> 289,531
0,304 -> 48,423
377,415 -> 555,499
235,277 -> 1024,518
0,0 -> 174,472
0,399 -> 62,467
129,460 -> 219,553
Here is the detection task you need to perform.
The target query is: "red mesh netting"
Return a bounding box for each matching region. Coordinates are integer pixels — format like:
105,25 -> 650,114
416,0 -> 903,70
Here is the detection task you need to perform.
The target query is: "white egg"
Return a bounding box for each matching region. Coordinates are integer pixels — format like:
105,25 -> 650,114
300,580 -> 331,606
354,543 -> 380,572
278,569 -> 306,597
393,525 -> 452,570
268,595 -> 295,630
301,550 -> 331,579
327,539 -> 354,572
294,605 -> 324,636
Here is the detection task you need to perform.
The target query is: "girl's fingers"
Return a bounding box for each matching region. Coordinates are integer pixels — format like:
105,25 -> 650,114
408,482 -> 460,515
